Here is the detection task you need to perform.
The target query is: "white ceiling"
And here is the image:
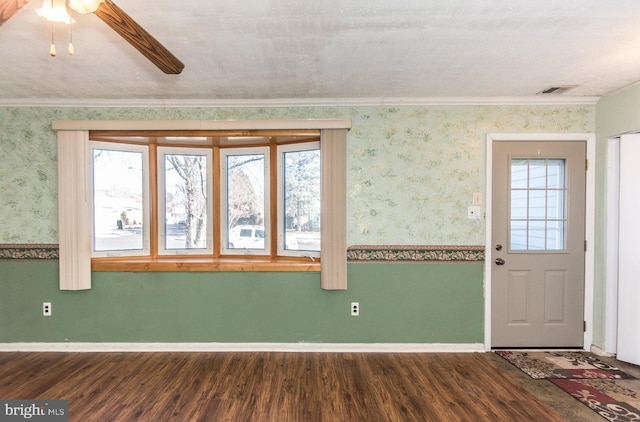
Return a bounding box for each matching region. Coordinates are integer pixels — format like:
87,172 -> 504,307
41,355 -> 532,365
2,0 -> 640,104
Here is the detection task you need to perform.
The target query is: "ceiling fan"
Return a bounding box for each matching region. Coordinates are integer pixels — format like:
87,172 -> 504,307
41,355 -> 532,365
0,0 -> 184,74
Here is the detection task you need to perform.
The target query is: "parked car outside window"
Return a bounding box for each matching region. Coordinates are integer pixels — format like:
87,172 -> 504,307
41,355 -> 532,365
228,225 -> 298,250
228,225 -> 265,249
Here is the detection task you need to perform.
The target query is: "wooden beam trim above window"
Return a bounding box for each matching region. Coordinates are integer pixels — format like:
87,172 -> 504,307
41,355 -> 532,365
88,131 -> 321,148
89,130 -> 321,138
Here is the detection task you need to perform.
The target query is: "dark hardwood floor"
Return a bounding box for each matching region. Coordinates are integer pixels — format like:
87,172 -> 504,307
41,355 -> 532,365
0,352 -> 566,421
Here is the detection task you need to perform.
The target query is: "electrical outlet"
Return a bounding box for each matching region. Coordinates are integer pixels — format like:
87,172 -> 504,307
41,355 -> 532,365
467,206 -> 481,220
351,302 -> 359,316
43,302 -> 51,316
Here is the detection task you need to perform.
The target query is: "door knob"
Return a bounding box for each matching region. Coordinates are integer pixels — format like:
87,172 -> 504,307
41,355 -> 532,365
495,258 -> 505,265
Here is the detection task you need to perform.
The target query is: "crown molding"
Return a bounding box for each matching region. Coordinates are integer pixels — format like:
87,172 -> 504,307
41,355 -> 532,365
0,96 -> 600,108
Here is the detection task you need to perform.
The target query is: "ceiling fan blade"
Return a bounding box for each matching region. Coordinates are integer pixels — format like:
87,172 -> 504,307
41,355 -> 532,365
94,0 -> 184,74
0,0 -> 30,26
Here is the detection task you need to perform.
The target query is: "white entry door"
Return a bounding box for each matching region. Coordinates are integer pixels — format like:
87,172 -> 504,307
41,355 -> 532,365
492,141 -> 586,348
617,134 -> 640,365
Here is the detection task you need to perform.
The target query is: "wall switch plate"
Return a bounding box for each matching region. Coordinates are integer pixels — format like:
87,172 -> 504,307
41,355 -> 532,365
473,192 -> 482,205
351,302 -> 359,316
43,302 -> 51,316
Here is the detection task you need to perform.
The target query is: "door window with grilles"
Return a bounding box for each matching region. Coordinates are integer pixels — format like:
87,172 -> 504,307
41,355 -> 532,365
509,158 -> 567,251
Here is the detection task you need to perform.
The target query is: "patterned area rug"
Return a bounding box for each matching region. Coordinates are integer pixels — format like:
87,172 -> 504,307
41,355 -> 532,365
495,350 -> 635,380
496,351 -> 640,422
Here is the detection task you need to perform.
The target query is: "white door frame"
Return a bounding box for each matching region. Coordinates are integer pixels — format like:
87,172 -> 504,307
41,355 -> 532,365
604,137 -> 620,355
484,133 -> 596,351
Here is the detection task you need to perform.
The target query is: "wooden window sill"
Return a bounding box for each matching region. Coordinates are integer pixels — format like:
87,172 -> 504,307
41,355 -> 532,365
91,256 -> 320,272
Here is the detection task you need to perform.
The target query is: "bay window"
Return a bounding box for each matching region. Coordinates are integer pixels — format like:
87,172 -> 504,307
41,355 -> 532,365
55,120 -> 349,291
86,131 -> 322,267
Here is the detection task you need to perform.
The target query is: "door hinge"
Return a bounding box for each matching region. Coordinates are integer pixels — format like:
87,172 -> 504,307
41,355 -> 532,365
584,321 -> 587,332
584,240 -> 587,252
585,159 -> 589,171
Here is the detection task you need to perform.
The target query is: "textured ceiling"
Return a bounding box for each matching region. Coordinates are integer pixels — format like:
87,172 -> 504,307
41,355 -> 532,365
1,0 -> 640,103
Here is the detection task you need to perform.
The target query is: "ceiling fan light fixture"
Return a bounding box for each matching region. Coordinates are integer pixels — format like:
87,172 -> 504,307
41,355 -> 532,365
36,0 -> 75,24
68,0 -> 103,14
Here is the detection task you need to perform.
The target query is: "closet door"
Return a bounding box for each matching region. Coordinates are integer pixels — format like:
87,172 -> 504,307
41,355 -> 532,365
617,134 -> 640,365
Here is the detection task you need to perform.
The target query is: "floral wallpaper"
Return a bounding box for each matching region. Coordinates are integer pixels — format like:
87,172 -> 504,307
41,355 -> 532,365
0,105 -> 593,246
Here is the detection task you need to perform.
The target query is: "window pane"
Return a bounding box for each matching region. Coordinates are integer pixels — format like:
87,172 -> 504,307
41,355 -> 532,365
510,190 -> 527,219
164,153 -> 209,250
509,158 -> 567,251
529,160 -> 547,188
92,148 -> 144,252
511,159 -> 528,189
226,153 -> 266,250
510,220 -> 527,250
547,189 -> 565,220
528,189 -> 546,219
547,220 -> 565,249
527,220 -> 546,250
283,148 -> 321,252
547,160 -> 565,188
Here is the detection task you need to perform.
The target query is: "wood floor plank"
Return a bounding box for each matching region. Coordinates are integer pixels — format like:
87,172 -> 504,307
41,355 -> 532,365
0,352 -> 565,421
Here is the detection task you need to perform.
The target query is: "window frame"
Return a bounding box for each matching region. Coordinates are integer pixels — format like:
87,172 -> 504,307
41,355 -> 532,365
220,146 -> 271,256
157,146 -> 214,256
277,141 -> 321,258
84,130 -> 328,270
89,141 -> 151,258
508,157 -> 568,253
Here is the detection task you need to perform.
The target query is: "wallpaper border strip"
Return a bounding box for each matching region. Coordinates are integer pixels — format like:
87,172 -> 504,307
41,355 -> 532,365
347,245 -> 484,262
0,244 -> 485,262
0,244 -> 59,260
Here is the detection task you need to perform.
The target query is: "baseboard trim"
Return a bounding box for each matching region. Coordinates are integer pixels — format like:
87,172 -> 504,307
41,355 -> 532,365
0,342 -> 485,353
590,344 -> 615,357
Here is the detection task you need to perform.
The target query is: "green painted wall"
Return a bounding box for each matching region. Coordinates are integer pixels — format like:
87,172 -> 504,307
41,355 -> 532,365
596,84 -> 640,139
0,261 -> 483,344
0,104 -> 595,345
